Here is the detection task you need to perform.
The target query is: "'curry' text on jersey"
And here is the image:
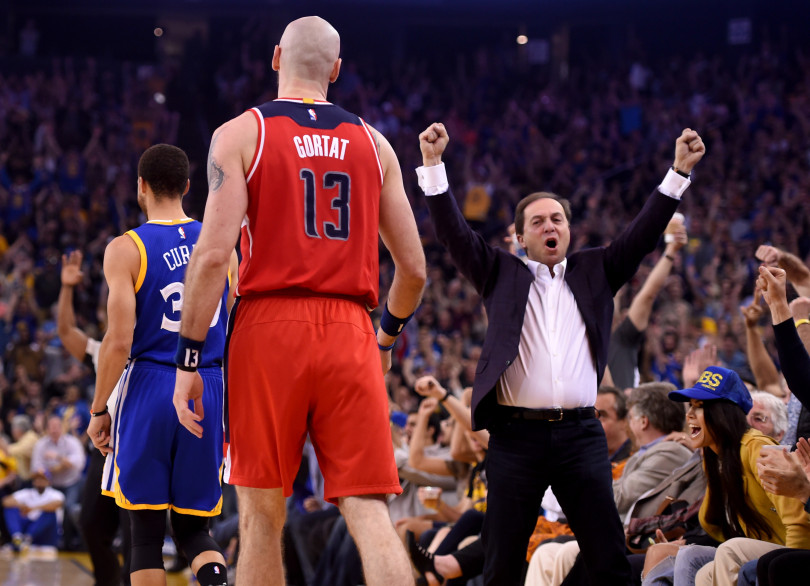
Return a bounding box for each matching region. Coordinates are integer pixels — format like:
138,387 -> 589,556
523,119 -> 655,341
127,219 -> 229,366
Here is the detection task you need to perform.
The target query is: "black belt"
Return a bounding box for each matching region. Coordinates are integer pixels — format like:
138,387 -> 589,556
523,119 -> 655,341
507,406 -> 598,422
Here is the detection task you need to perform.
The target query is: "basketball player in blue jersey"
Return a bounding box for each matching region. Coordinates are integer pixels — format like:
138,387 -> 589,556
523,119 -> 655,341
87,144 -> 238,586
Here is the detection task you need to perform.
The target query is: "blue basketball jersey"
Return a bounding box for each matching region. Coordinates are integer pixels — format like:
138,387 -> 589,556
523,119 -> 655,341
127,219 -> 229,367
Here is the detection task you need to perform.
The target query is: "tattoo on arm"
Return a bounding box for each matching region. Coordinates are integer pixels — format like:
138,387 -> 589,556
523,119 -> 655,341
207,132 -> 225,192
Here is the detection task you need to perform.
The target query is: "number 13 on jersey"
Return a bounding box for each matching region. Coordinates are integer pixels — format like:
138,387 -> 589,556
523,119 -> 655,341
300,169 -> 351,240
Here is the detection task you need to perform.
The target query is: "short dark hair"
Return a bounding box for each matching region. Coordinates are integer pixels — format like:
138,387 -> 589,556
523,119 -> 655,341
514,192 -> 572,236
138,144 -> 189,199
597,385 -> 628,420
628,382 -> 685,435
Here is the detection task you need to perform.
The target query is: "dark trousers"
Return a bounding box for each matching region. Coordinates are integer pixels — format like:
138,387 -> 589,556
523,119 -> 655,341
757,547 -> 810,586
482,413 -> 630,586
80,449 -> 131,586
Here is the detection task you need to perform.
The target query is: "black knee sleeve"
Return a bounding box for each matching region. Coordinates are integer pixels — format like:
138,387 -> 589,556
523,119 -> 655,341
129,509 -> 166,572
171,510 -> 221,564
196,562 -> 228,586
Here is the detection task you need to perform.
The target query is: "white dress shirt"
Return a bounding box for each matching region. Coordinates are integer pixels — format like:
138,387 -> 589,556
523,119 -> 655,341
497,258 -> 596,408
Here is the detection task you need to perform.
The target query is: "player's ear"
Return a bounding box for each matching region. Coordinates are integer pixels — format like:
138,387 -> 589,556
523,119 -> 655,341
272,45 -> 281,72
329,57 -> 342,84
182,179 -> 190,197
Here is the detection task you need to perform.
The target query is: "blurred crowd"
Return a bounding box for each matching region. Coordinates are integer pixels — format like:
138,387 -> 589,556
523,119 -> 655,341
1,14 -> 810,586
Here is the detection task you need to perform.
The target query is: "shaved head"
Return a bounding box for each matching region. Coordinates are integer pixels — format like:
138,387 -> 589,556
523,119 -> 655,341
278,16 -> 341,84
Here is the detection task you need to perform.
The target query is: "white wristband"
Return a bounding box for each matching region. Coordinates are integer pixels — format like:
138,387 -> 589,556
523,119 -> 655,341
415,163 -> 449,196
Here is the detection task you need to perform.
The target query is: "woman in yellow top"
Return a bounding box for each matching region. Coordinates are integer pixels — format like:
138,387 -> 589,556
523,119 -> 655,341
1,436 -> 20,545
641,366 -> 810,586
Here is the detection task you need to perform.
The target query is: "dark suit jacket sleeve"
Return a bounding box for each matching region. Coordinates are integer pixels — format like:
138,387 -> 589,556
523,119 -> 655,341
602,191 -> 681,294
773,319 -> 810,409
424,188 -> 500,296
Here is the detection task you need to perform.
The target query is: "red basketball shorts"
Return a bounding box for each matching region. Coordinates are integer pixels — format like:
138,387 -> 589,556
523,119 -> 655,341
223,294 -> 401,504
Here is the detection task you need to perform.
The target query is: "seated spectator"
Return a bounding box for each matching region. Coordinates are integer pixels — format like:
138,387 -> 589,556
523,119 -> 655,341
390,401 -> 461,530
749,437 -> 810,586
595,386 -> 632,473
406,428 -> 486,586
613,383 -> 693,517
30,413 -> 85,550
757,265 -> 810,446
640,367 -> 810,585
2,469 -> 63,553
0,435 -> 19,545
7,415 -> 39,483
609,216 -> 688,391
747,391 -> 789,444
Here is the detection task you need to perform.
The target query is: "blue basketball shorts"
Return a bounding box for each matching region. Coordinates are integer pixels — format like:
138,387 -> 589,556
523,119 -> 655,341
108,360 -> 224,516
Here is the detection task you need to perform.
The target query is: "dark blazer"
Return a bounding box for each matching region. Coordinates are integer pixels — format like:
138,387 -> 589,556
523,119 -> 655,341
425,188 -> 680,431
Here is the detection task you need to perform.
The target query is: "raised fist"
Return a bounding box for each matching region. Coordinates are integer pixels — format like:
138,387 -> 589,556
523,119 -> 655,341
672,128 -> 706,175
419,123 -> 449,167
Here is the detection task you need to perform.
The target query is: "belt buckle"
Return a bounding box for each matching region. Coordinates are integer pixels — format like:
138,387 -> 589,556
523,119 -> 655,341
548,408 -> 564,422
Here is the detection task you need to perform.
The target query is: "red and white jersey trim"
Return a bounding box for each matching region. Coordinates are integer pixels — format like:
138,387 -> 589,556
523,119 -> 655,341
246,107 -> 265,184
274,98 -> 333,104
360,120 -> 384,184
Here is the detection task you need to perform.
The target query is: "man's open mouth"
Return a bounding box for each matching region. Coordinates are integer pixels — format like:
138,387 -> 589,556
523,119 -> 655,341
545,238 -> 557,249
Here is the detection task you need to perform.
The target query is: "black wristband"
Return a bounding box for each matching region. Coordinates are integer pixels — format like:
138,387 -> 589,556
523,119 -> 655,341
91,406 -> 109,417
378,339 -> 396,351
664,254 -> 675,262
175,336 -> 205,372
438,391 -> 450,403
379,302 -> 414,338
672,166 -> 691,179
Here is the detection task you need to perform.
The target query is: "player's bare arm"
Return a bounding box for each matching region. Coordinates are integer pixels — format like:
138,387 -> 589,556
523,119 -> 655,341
57,250 -> 90,360
174,114 -> 253,437
88,235 -> 139,453
371,124 -> 426,361
180,114 -> 253,340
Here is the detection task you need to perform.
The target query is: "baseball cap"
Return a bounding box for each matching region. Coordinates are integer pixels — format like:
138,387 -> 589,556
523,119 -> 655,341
668,366 -> 753,414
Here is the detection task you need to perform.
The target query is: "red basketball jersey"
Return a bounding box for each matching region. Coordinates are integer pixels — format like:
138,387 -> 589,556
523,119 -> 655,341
238,98 -> 383,308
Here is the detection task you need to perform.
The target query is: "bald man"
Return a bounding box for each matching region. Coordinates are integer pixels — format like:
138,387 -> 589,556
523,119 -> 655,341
173,16 -> 425,586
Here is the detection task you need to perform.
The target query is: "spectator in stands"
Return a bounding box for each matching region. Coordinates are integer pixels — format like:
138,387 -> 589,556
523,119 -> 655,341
30,413 -> 85,549
2,469 -> 63,553
640,367 -> 810,585
750,438 -> 810,585
7,414 -> 38,482
0,435 -> 18,545
595,386 -> 632,469
748,391 -> 789,444
609,216 -> 688,391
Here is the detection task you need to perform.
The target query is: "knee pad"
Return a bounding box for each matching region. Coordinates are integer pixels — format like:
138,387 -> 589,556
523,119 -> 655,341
129,509 -> 166,572
171,510 -> 221,563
